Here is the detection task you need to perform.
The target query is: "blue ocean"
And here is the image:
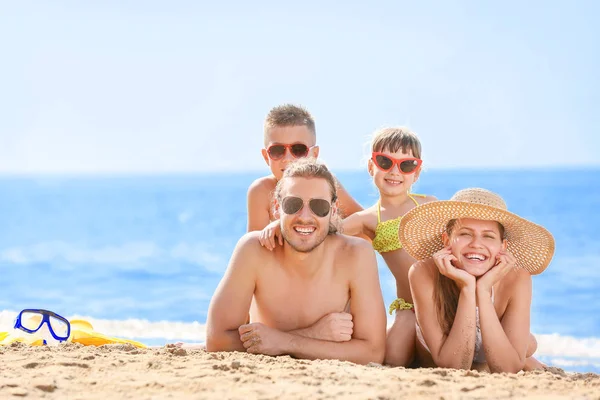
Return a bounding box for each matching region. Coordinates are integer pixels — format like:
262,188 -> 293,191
1,169 -> 599,373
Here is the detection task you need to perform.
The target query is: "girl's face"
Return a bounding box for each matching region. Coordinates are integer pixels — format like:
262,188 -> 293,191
443,218 -> 507,277
368,148 -> 421,197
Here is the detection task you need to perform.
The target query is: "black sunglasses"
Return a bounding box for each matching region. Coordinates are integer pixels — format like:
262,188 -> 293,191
281,196 -> 332,218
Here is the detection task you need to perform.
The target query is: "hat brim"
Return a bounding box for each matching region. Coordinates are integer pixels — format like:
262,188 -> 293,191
398,201 -> 555,275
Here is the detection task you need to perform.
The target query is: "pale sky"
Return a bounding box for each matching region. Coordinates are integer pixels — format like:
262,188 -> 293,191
1,0 -> 598,173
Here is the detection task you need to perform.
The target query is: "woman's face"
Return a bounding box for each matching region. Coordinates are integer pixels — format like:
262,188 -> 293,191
444,218 -> 507,277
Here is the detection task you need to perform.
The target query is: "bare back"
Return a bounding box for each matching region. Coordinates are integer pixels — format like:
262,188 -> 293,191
247,176 -> 278,232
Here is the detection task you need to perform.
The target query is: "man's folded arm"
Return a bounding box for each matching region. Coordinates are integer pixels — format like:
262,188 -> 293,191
206,233 -> 258,352
282,334 -> 382,365
284,241 -> 387,364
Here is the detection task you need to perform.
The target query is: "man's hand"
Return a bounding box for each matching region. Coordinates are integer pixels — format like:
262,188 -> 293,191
258,220 -> 283,251
238,323 -> 288,356
307,312 -> 354,342
476,250 -> 517,295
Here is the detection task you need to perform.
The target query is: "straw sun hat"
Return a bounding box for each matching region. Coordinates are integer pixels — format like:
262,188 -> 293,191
398,188 -> 555,275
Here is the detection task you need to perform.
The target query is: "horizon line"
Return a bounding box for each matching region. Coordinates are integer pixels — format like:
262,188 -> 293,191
1,164 -> 599,178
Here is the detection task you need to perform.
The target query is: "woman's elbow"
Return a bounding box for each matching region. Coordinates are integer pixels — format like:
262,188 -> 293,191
433,353 -> 472,370
489,358 -> 525,374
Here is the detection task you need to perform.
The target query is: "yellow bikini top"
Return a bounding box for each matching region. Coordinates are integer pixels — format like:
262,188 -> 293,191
372,193 -> 426,253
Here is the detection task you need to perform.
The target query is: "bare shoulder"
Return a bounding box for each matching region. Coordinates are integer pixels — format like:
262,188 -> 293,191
332,234 -> 376,262
502,267 -> 532,290
247,175 -> 277,198
414,194 -> 438,205
329,235 -> 378,282
233,231 -> 271,260
495,267 -> 532,307
408,258 -> 436,283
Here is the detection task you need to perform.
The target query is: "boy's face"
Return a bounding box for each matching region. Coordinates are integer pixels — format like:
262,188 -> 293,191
262,125 -> 319,180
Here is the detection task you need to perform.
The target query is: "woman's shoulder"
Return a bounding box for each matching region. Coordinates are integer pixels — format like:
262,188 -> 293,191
506,267 -> 532,284
408,258 -> 437,282
497,267 -> 532,298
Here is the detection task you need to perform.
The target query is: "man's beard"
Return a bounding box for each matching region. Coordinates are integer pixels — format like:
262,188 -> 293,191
281,224 -> 330,253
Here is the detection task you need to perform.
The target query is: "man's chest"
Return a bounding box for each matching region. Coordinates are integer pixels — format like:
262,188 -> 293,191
251,276 -> 350,331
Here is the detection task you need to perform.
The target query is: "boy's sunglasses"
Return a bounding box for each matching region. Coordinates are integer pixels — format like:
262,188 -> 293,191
14,308 -> 71,342
267,143 -> 314,160
371,152 -> 422,174
281,196 -> 332,218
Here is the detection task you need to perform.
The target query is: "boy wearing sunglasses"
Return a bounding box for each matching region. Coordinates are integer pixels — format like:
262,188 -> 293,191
207,158 -> 386,364
247,104 -> 363,234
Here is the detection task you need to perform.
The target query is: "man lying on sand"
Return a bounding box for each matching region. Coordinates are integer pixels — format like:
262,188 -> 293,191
206,158 -> 386,365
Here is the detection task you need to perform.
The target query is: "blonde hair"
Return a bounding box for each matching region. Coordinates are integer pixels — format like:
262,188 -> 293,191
273,158 -> 340,234
434,219 -> 506,334
264,104 -> 316,146
371,127 -> 422,159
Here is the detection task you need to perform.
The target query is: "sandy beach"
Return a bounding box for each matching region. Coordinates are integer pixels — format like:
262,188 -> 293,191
0,343 -> 598,399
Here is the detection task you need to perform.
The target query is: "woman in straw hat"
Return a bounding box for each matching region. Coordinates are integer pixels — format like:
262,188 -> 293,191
399,188 -> 555,373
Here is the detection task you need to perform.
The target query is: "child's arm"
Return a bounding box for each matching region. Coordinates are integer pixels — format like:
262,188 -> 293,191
259,220 -> 282,251
247,179 -> 272,232
259,212 -> 368,251
341,212 -> 366,237
336,182 -> 363,218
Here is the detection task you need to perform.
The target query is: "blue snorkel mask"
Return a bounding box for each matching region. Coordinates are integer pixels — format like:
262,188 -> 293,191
14,309 -> 71,344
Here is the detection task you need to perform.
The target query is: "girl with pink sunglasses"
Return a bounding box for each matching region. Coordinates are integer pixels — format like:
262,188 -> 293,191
259,126 -> 436,367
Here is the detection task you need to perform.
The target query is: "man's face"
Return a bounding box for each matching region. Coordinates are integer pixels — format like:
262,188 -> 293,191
277,177 -> 335,253
262,126 -> 319,180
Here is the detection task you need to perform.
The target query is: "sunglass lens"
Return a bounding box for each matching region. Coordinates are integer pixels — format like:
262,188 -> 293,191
49,316 -> 69,339
375,155 -> 393,170
282,196 -> 304,215
399,159 -> 419,173
19,311 -> 43,331
290,144 -> 309,158
309,199 -> 331,217
268,145 -> 286,159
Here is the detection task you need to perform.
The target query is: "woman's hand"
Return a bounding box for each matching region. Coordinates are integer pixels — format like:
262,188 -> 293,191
433,246 -> 476,289
258,220 -> 283,251
476,249 -> 517,295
